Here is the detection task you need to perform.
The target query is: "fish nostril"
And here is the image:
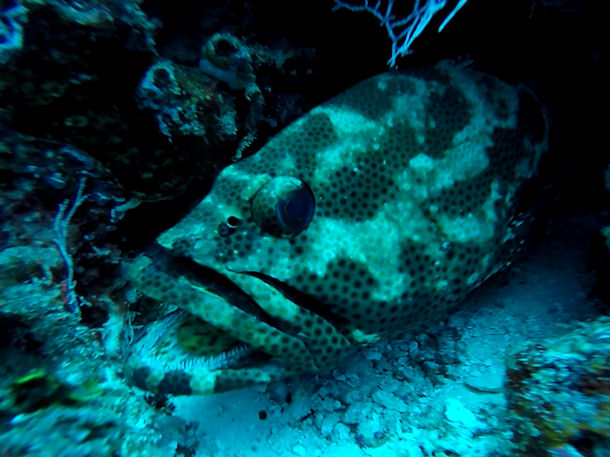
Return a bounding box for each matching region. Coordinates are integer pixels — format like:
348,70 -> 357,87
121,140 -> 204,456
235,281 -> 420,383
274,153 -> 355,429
226,216 -> 241,228
217,222 -> 234,237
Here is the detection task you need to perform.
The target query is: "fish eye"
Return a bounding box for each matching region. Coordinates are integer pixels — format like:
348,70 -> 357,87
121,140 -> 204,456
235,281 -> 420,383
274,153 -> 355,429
251,176 -> 315,236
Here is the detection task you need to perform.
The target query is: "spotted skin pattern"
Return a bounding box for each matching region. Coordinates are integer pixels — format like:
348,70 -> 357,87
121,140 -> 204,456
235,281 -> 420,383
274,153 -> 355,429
126,62 -> 549,395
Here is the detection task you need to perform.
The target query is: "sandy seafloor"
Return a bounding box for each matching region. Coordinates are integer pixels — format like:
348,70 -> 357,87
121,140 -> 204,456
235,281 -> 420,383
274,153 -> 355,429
170,214 -> 602,457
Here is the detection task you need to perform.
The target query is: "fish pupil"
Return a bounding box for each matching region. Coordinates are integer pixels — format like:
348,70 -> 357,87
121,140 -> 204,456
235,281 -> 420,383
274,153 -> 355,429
276,186 -> 315,233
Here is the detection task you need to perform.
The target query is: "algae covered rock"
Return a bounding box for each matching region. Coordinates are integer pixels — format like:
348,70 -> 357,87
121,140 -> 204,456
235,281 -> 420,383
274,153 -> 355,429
506,317 -> 610,457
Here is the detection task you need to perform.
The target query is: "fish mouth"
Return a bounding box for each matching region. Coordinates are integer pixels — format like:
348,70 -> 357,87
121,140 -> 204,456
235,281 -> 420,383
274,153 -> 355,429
135,244 -> 343,374
128,244 -> 356,394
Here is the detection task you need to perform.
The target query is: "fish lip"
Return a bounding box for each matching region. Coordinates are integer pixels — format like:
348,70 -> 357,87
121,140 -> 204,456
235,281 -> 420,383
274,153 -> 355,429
150,244 -> 280,325
227,268 -> 350,330
138,245 -> 288,365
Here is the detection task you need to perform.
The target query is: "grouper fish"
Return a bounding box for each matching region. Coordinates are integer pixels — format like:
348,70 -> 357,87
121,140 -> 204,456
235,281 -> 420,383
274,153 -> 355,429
126,61 -> 549,395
